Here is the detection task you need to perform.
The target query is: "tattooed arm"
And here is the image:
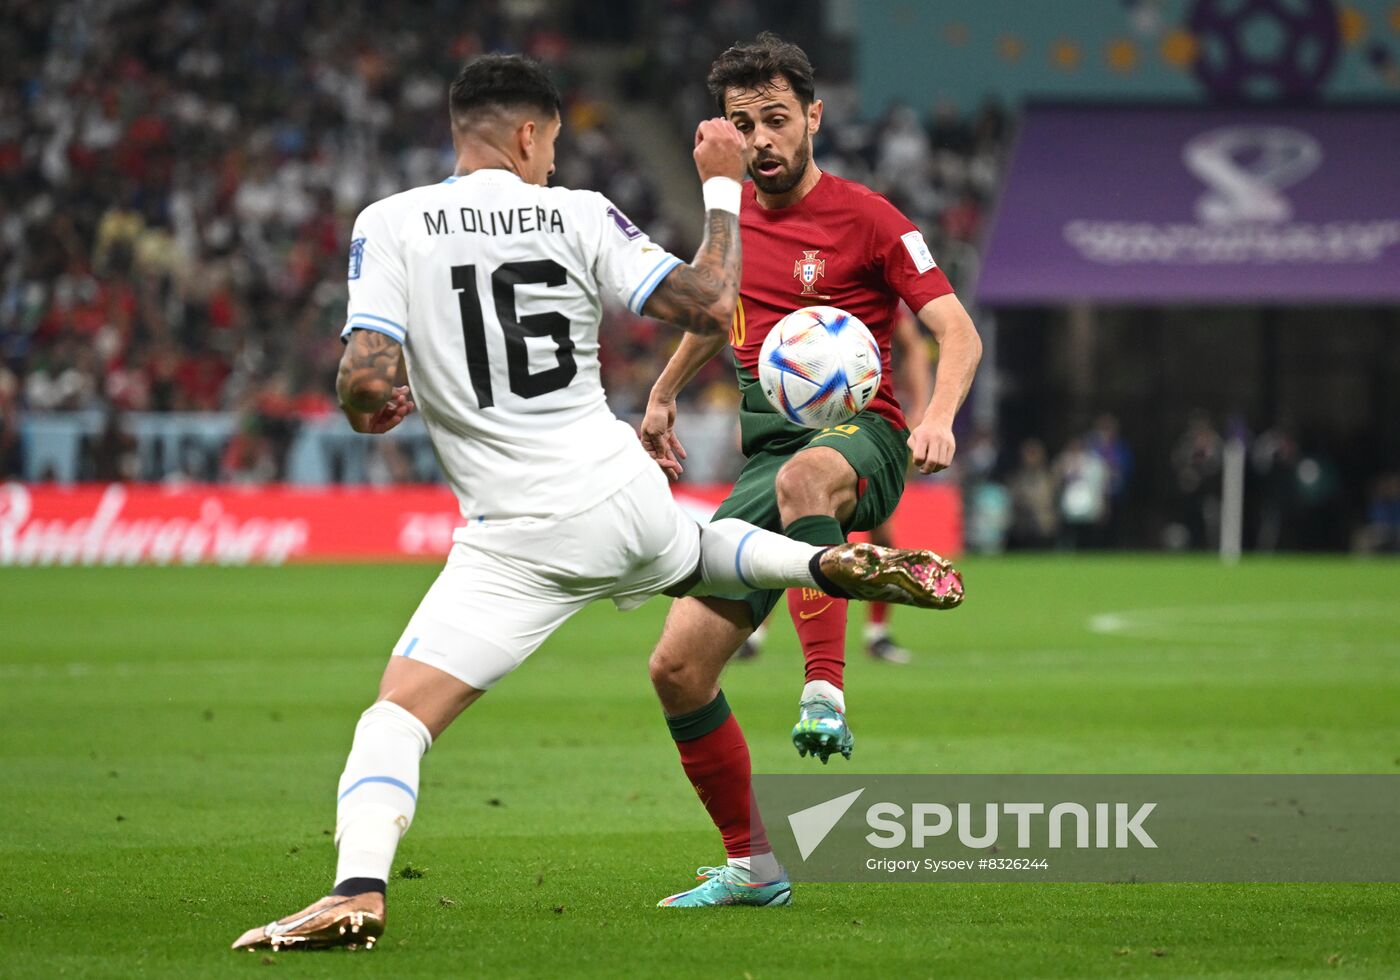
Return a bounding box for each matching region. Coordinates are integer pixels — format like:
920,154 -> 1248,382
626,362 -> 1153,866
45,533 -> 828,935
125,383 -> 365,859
639,117 -> 745,336
336,329 -> 415,434
640,208 -> 741,336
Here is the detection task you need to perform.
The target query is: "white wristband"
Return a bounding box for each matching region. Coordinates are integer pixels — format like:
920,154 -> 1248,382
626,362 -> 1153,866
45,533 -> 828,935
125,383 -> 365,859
702,176 -> 742,215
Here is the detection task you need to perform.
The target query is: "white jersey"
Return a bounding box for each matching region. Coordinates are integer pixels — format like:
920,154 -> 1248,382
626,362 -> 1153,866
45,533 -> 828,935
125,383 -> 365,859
342,169 -> 684,522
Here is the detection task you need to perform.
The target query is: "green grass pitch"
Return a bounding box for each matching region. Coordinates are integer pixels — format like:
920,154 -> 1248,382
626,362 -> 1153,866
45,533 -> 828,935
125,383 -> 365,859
2,556 -> 1398,977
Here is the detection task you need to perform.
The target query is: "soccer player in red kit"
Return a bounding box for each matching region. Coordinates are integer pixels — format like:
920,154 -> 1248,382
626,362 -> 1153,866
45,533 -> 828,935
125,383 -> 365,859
642,34 -> 981,906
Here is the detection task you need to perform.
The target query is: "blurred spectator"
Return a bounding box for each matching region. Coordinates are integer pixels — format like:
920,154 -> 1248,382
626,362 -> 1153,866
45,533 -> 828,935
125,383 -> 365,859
1250,423 -> 1299,551
958,426 -> 1008,553
86,410 -> 138,481
1293,451 -> 1343,550
1169,411 -> 1223,549
1088,413 -> 1132,545
1008,438 -> 1058,549
366,438 -> 416,486
24,340 -> 100,410
965,480 -> 1012,554
960,425 -> 1000,485
1355,473 -> 1400,553
0,365 -> 23,477
1055,436 -> 1110,550
221,416 -> 277,485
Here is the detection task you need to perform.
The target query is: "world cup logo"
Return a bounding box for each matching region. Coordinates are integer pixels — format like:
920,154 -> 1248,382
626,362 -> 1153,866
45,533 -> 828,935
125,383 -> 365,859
1183,126 -> 1322,225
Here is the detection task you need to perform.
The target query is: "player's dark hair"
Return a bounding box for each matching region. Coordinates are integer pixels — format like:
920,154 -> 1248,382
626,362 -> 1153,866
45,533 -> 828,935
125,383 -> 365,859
449,54 -> 562,125
706,32 -> 816,113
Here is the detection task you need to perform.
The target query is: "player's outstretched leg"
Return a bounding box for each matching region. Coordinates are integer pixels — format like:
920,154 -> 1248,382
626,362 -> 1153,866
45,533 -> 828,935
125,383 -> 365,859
232,659 -> 479,952
814,541 -> 964,609
651,597 -> 792,908
692,518 -> 964,611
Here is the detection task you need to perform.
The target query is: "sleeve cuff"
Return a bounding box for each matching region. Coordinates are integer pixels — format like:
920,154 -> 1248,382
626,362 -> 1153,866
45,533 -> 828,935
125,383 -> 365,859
627,255 -> 683,315
341,313 -> 407,344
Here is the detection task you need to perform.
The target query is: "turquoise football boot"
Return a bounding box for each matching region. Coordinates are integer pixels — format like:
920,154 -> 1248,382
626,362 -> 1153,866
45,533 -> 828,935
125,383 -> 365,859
791,695 -> 854,763
657,866 -> 792,907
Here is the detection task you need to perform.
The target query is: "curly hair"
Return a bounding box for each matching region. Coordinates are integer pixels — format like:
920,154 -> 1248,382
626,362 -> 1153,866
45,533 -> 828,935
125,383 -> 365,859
706,32 -> 815,114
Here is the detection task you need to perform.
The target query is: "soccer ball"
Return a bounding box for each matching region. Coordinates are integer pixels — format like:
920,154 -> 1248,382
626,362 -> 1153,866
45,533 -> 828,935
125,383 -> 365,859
758,306 -> 881,429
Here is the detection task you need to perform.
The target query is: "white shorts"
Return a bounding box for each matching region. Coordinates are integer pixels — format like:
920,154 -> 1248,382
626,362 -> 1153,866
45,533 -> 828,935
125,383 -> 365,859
390,464 -> 700,690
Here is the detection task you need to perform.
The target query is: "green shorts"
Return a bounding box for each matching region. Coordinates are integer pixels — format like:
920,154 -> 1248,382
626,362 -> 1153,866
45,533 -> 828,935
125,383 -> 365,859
711,410 -> 911,627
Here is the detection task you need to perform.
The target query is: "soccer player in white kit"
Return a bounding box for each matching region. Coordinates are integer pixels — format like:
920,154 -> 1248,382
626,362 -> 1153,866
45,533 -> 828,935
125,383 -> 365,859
232,55 -> 962,952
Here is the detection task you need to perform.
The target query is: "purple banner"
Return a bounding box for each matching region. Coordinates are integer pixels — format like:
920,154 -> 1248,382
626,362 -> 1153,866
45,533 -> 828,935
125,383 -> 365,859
977,105 -> 1400,305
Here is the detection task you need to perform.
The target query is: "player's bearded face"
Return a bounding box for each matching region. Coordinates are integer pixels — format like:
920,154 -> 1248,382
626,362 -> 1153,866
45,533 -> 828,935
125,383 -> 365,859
750,126 -> 811,195
726,79 -> 816,197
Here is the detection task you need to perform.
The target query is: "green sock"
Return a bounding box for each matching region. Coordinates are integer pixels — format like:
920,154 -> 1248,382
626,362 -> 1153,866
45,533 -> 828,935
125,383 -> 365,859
782,514 -> 845,546
665,691 -> 731,742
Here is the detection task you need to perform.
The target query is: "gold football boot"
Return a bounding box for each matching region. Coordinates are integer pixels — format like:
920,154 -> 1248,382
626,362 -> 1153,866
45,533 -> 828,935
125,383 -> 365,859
817,542 -> 964,610
231,893 -> 384,952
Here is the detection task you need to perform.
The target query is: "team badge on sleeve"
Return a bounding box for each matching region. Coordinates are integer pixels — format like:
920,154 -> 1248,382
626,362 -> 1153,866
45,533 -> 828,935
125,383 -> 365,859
348,237 -> 367,280
606,206 -> 642,241
900,230 -> 937,273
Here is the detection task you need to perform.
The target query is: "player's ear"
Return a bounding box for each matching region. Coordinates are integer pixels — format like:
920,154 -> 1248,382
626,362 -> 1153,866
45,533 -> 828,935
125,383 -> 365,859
808,98 -> 823,135
518,118 -> 537,159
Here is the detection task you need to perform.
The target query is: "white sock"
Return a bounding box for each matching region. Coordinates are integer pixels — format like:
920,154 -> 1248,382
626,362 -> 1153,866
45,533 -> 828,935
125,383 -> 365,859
728,852 -> 783,883
334,701 -> 432,887
696,518 -> 820,593
801,679 -> 846,713
864,622 -> 890,644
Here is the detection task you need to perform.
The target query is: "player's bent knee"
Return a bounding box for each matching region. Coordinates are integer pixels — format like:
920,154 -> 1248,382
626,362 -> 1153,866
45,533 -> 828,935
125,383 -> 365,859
649,655 -> 686,706
648,644 -> 688,690
772,460 -> 810,507
776,452 -> 837,495
776,451 -> 859,521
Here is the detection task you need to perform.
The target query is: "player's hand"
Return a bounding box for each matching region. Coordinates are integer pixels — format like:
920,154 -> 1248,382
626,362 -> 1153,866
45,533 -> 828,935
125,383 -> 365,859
363,385 -> 415,434
693,118 -> 746,184
909,422 -> 955,474
640,394 -> 686,481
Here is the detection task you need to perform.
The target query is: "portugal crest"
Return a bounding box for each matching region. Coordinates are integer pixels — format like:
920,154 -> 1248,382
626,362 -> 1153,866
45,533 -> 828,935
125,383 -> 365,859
793,249 -> 828,297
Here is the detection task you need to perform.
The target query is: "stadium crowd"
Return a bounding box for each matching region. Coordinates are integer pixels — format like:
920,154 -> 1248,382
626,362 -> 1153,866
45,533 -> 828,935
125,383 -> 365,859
952,411 -> 1388,554
0,0 -> 677,478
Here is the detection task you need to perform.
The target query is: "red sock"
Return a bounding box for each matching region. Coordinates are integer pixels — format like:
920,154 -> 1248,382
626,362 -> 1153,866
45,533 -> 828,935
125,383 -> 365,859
788,586 -> 847,689
869,601 -> 888,626
675,713 -> 769,858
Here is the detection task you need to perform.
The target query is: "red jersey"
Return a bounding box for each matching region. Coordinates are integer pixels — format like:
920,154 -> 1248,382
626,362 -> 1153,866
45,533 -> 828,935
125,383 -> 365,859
730,172 -> 954,455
